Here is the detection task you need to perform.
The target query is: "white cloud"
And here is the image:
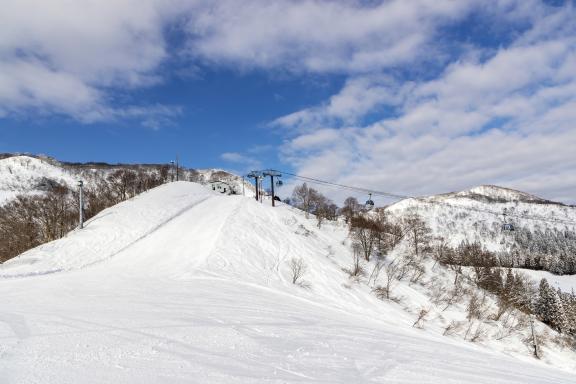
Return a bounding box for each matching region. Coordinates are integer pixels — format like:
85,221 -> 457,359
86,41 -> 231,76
185,0 -> 475,73
0,0 -> 186,123
276,3 -> 576,203
2,0 -> 574,203
273,75 -> 414,130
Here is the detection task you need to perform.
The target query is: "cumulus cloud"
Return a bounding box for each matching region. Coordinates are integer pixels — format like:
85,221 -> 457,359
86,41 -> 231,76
184,0 -> 475,73
273,75 -> 414,130
0,0 -> 185,123
2,0 -> 574,202
276,2 -> 576,203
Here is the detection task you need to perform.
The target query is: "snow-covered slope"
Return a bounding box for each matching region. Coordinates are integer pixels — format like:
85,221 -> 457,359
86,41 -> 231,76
0,182 -> 574,383
0,155 -> 77,204
387,185 -> 576,251
435,185 -> 551,204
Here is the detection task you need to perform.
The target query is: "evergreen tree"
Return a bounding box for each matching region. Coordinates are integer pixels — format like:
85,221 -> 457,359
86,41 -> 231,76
536,279 -> 568,333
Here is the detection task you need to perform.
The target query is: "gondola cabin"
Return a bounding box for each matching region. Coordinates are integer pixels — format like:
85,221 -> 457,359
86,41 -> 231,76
502,223 -> 515,231
365,193 -> 375,210
501,208 -> 514,231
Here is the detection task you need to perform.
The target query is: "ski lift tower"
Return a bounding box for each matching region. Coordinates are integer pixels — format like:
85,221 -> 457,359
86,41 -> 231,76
263,170 -> 282,207
247,171 -> 263,202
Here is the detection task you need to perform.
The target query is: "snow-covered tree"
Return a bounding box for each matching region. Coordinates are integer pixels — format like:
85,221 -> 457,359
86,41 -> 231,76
535,279 -> 568,333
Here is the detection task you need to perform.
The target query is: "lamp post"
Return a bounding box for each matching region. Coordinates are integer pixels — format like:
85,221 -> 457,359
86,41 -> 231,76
176,155 -> 179,181
78,180 -> 84,229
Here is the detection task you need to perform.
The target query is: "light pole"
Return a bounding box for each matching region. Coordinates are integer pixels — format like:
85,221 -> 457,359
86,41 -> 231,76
78,180 -> 84,229
176,155 -> 179,181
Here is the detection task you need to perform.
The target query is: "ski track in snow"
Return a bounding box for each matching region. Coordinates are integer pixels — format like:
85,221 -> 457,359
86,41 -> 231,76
0,182 -> 575,383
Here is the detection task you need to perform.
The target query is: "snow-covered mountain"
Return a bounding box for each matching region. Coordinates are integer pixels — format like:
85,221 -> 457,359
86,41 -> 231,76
385,185 -> 576,291
431,185 -> 554,204
0,182 -> 575,383
387,184 -> 576,251
0,155 -> 77,204
0,154 -> 253,205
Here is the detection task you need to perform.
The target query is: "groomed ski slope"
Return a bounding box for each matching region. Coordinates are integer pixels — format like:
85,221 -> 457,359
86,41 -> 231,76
0,182 -> 573,383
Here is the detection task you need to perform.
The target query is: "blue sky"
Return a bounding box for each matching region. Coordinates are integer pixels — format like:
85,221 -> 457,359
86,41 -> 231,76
1,68 -> 341,169
1,0 -> 575,203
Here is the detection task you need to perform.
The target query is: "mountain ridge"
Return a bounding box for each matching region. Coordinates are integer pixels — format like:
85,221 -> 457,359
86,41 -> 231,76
0,154 -> 253,205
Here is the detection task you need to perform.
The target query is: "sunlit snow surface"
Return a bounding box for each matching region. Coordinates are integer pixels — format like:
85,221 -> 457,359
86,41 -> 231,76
0,182 -> 574,383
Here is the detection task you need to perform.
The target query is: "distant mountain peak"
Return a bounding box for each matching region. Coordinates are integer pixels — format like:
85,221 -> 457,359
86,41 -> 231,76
456,185 -> 547,203
413,184 -> 563,207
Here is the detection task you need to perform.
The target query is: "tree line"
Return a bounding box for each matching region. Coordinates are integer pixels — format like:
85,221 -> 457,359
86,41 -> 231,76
435,241 -> 576,336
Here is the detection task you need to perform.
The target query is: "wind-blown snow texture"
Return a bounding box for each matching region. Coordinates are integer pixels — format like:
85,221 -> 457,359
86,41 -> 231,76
0,182 -> 573,383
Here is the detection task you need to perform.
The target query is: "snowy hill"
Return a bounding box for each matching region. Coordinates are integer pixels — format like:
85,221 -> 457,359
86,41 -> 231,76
1,182 -> 575,383
0,155 -> 77,204
387,185 -> 576,251
433,185 -> 554,204
386,185 -> 576,291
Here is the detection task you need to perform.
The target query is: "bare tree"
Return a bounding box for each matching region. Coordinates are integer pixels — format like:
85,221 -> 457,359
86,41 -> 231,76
345,242 -> 365,277
468,323 -> 487,342
107,169 -> 138,203
340,197 -> 361,224
292,183 -> 317,218
412,307 -> 430,328
350,216 -> 381,261
315,194 -> 336,228
35,185 -> 74,241
402,213 -> 432,257
441,280 -> 465,311
372,210 -> 403,257
372,260 -> 400,300
367,260 -> 384,286
443,320 -> 464,336
432,237 -> 449,269
289,257 -> 309,287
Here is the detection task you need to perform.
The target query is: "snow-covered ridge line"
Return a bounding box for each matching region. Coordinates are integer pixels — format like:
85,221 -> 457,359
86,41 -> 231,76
418,184 -> 568,206
0,154 -> 253,206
